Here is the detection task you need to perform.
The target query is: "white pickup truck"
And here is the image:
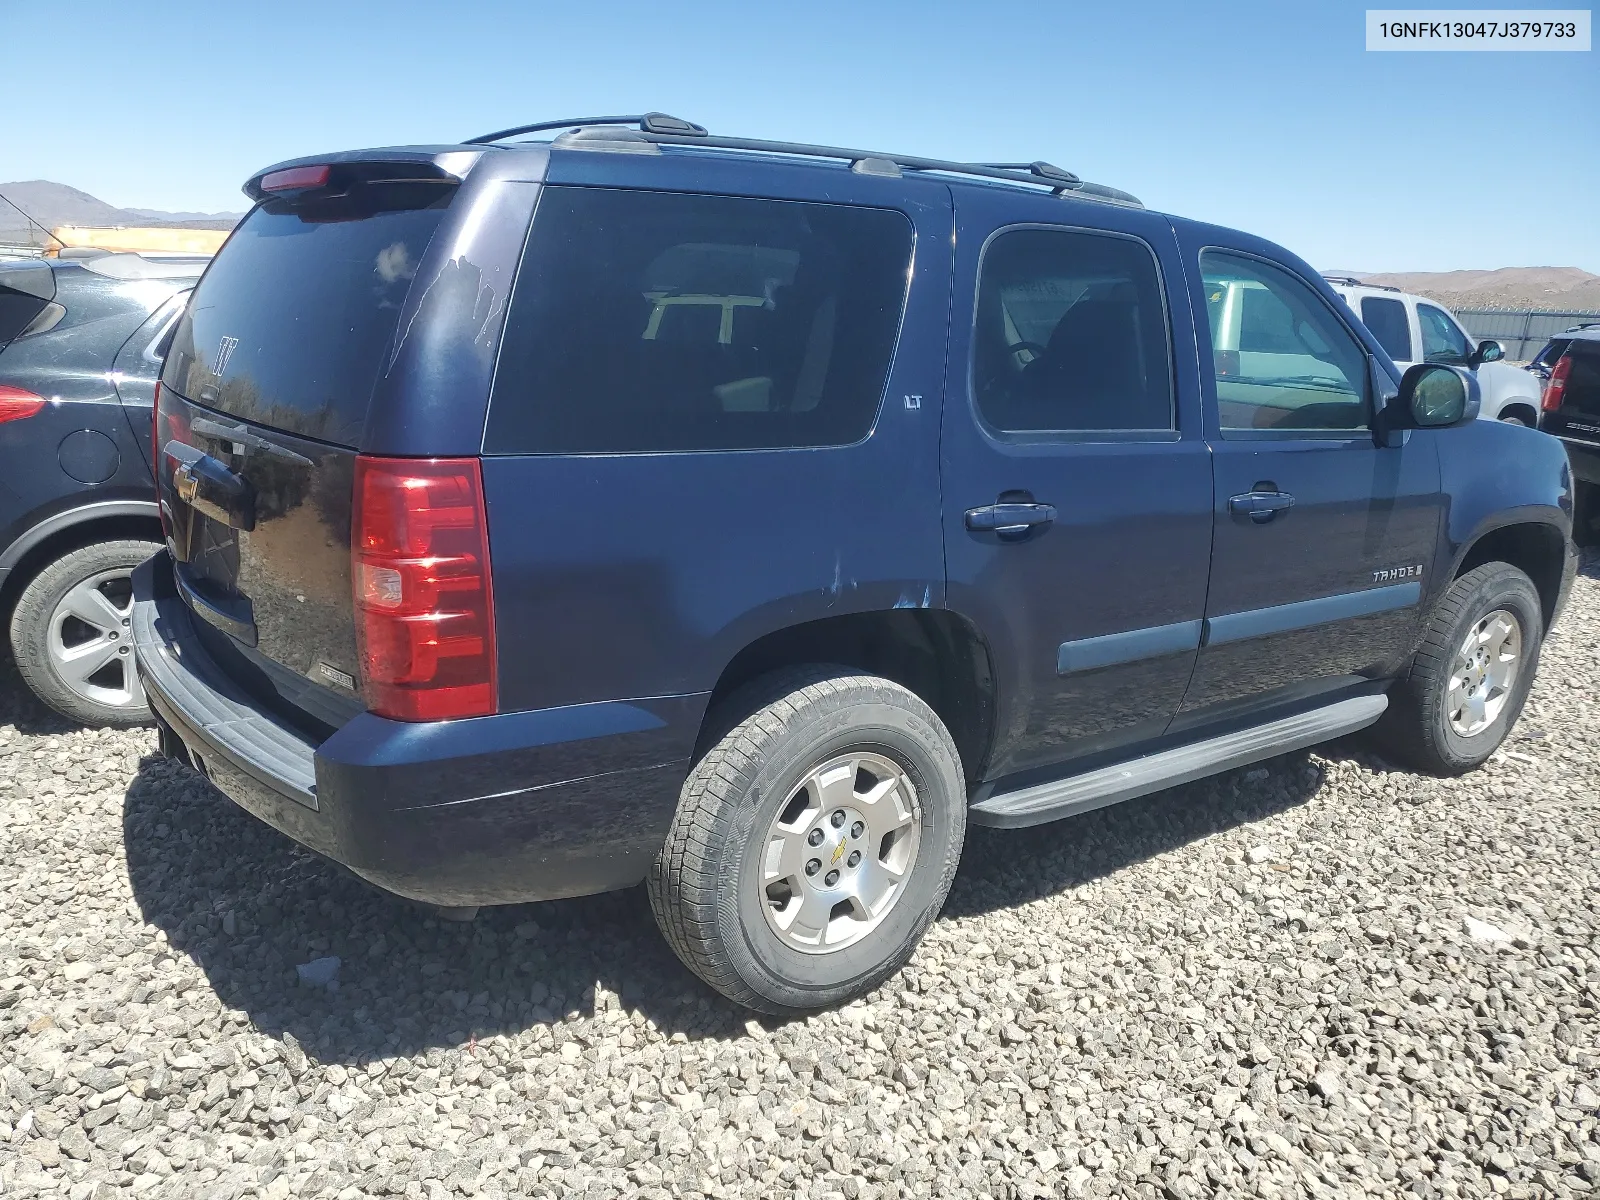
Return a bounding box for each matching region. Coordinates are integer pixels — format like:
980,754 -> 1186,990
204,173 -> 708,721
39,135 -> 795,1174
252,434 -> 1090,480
1323,278 -> 1544,425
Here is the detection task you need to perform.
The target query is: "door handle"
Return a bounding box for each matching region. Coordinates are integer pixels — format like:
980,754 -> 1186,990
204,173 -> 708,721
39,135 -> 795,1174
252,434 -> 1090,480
965,501 -> 1057,539
1228,490 -> 1295,524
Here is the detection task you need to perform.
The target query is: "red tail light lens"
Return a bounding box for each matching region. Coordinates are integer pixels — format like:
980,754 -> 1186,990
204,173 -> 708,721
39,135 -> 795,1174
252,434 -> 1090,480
1542,354 -> 1572,413
352,456 -> 496,722
260,164 -> 331,192
0,384 -> 45,423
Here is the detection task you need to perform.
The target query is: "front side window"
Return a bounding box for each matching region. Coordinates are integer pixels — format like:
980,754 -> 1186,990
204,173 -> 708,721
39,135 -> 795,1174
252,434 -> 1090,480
485,187 -> 913,454
971,228 -> 1174,434
1201,251 -> 1368,434
1360,296 -> 1413,362
1418,304 -> 1471,365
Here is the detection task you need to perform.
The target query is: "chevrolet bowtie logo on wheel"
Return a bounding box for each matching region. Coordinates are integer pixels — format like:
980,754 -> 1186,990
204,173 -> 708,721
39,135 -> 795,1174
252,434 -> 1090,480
830,841 -> 846,867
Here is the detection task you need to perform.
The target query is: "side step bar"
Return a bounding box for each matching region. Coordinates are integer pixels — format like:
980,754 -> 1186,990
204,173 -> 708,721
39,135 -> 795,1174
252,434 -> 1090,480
969,694 -> 1388,829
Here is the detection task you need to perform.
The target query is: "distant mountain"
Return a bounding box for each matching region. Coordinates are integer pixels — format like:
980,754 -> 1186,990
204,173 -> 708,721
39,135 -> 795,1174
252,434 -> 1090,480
1351,267 -> 1600,313
0,180 -> 241,243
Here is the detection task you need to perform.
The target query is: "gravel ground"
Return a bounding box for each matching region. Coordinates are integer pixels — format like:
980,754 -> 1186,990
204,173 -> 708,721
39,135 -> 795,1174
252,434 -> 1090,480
3,554 -> 1598,1200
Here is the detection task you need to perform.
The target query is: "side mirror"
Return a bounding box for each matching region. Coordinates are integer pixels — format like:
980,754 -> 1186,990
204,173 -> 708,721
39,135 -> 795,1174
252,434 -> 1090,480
1469,338 -> 1505,368
1375,363 -> 1480,446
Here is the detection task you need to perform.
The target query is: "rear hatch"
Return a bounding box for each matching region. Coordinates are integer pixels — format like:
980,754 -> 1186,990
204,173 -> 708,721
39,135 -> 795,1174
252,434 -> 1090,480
156,173 -> 457,736
1542,340 -> 1600,449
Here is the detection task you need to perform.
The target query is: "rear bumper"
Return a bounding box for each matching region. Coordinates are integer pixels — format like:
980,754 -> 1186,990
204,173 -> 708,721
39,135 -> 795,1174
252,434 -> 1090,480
1551,436 -> 1600,486
131,554 -> 705,906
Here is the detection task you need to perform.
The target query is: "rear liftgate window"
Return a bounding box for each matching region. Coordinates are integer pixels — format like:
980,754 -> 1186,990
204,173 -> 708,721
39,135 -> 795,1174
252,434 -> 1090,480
162,183 -> 453,447
485,187 -> 914,454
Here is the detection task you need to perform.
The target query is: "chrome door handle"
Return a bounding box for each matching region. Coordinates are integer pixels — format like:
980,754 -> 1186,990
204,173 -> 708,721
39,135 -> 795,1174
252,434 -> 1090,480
965,502 -> 1057,538
1228,490 -> 1295,524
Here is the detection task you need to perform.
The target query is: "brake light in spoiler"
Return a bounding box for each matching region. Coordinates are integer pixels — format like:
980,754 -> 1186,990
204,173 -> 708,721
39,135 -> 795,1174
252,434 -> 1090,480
260,164 -> 330,192
242,151 -> 481,203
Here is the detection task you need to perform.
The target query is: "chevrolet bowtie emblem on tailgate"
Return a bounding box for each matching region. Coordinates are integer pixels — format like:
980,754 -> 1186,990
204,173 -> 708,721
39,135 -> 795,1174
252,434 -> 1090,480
173,461 -> 199,504
213,335 -> 239,376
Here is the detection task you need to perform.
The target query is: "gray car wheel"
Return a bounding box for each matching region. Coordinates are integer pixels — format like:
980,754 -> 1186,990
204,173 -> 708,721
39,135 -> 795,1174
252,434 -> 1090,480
9,539 -> 160,727
649,666 -> 966,1014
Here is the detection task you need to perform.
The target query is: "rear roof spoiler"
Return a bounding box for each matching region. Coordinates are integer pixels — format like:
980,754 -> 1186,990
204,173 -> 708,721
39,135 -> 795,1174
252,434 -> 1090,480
242,147 -> 484,203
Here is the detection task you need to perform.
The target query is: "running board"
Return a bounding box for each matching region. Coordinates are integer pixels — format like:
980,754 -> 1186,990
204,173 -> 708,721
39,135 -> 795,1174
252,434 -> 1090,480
969,694 -> 1388,829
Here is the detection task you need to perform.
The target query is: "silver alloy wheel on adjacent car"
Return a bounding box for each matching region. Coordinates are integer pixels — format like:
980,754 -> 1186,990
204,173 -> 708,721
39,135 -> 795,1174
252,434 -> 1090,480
1447,608 -> 1521,737
759,751 -> 922,954
47,568 -> 143,710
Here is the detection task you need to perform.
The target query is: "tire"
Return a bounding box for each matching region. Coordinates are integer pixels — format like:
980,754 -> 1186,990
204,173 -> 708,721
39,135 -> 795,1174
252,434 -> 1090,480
1497,413 -> 1530,427
1373,562 -> 1542,775
9,539 -> 161,728
648,666 -> 966,1014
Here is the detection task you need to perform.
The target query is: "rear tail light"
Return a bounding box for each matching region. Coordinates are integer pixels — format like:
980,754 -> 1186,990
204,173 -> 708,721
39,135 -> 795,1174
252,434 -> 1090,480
1542,354 -> 1572,413
0,384 -> 45,423
352,456 -> 496,722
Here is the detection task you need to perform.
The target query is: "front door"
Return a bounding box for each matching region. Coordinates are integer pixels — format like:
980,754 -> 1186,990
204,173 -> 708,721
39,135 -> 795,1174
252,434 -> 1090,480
1178,240 -> 1444,720
942,190 -> 1213,783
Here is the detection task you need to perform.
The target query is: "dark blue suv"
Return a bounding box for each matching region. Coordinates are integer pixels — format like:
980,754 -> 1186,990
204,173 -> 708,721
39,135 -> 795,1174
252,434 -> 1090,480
132,115 -> 1580,1013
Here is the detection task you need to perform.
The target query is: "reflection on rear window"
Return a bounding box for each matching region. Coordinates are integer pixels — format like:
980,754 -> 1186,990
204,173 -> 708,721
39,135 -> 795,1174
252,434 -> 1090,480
485,187 -> 913,454
162,185 -> 452,446
1360,296 -> 1413,362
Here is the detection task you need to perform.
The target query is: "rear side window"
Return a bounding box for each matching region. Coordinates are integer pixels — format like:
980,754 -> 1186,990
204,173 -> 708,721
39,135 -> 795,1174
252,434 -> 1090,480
972,228 -> 1173,433
485,187 -> 913,454
0,285 -> 49,344
163,184 -> 452,446
1360,296 -> 1413,362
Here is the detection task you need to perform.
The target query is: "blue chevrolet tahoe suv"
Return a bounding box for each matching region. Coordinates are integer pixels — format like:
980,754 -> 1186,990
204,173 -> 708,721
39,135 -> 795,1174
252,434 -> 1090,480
132,115 -> 1580,1014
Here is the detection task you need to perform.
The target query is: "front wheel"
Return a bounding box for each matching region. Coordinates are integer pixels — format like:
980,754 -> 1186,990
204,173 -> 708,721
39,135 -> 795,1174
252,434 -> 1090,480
1373,562 -> 1543,775
648,667 -> 966,1014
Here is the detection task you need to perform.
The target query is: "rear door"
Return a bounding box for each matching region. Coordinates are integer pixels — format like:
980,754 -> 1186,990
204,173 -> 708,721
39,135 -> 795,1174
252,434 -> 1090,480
941,188 -> 1212,783
478,157 -> 949,714
1177,231 -> 1443,719
156,165 -> 535,733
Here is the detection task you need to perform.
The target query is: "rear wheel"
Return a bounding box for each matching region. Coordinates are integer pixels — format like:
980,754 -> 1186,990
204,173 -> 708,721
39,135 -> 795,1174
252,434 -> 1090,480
9,539 -> 160,727
1373,562 -> 1542,775
648,667 -> 965,1014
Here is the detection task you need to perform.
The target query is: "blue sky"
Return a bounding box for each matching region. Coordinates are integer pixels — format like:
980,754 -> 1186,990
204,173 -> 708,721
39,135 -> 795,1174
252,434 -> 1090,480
3,0 -> 1595,271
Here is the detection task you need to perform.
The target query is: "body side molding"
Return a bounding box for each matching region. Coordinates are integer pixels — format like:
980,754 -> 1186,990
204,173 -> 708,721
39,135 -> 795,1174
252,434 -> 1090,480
1204,582 -> 1421,646
1057,619 -> 1202,675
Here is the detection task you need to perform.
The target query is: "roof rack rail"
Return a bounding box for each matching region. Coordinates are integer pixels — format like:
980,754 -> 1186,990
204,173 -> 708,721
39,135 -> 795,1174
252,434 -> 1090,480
465,113 -> 709,145
464,114 -> 1142,207
1322,274 -> 1401,292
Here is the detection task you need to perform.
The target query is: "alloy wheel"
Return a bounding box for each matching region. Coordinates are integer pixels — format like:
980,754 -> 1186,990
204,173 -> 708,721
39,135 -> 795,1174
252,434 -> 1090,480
759,751 -> 922,953
47,569 -> 143,710
1446,608 -> 1521,737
